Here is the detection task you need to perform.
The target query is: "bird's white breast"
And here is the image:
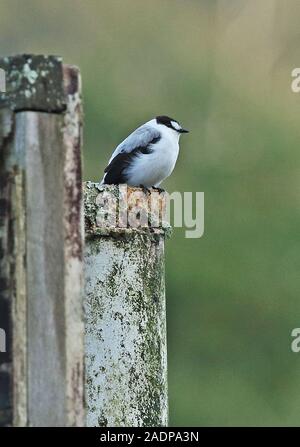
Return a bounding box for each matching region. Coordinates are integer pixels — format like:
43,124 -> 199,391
126,126 -> 180,187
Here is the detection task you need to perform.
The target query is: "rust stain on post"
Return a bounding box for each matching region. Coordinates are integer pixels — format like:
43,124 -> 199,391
62,65 -> 85,426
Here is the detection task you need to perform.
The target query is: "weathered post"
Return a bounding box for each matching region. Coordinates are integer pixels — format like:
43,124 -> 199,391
84,182 -> 170,427
0,55 -> 85,426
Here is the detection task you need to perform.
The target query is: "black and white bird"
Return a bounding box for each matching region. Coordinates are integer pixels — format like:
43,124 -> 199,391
101,115 -> 189,188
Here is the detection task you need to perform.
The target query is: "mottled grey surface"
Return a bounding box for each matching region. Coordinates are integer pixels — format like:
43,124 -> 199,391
84,183 -> 169,427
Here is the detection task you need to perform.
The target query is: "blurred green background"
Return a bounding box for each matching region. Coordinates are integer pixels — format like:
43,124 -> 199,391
2,0 -> 300,426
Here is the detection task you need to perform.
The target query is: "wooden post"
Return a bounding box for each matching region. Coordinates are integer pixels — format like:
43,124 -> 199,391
84,182 -> 170,427
0,55 -> 84,426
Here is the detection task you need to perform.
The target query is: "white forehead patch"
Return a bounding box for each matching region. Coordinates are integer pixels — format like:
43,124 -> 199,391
171,121 -> 181,131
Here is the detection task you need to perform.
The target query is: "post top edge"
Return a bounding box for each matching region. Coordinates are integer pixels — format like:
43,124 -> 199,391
0,54 -> 72,113
84,181 -> 172,238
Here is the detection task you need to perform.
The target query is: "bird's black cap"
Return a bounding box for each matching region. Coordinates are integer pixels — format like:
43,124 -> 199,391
156,115 -> 189,133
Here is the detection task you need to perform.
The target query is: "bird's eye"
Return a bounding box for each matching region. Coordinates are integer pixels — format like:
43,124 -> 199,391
171,121 -> 181,131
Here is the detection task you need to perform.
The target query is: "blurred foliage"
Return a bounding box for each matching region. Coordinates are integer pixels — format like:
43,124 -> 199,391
2,0 -> 300,426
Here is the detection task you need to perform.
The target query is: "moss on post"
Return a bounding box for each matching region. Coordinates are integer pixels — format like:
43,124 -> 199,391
84,182 -> 170,427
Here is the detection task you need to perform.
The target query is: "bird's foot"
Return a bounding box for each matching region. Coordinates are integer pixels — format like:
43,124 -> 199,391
139,184 -> 151,194
152,186 -> 165,193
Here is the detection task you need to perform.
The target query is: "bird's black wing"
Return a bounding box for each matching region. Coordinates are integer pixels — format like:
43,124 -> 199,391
103,135 -> 160,184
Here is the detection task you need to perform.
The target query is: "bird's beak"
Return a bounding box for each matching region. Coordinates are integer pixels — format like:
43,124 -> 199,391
179,128 -> 189,133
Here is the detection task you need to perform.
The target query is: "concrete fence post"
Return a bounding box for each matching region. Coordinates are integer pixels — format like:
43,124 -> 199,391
0,54 -> 85,426
84,182 -> 170,427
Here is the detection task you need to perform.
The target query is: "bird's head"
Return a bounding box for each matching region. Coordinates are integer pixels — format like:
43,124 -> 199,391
155,115 -> 189,136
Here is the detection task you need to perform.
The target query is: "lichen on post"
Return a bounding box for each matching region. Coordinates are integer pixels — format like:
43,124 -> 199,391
84,182 -> 170,427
